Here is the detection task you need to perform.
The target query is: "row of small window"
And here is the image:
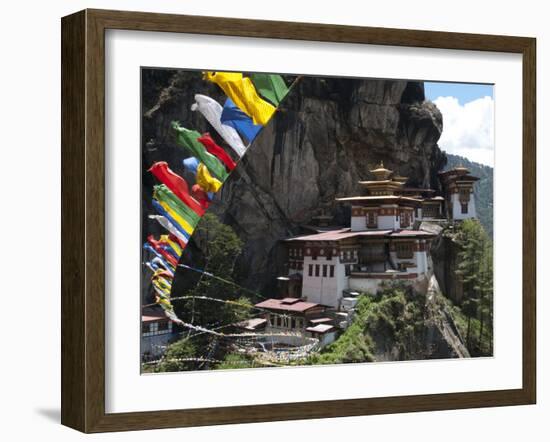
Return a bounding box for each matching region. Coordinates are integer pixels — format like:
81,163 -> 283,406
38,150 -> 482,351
364,212 -> 413,226
422,205 -> 440,217
270,315 -> 304,329
142,321 -> 171,336
341,250 -> 358,261
289,248 -> 303,257
395,242 -> 414,259
308,264 -> 335,278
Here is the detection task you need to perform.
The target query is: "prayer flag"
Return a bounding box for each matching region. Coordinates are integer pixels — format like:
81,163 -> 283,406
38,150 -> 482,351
148,215 -> 189,247
196,163 -> 223,193
171,122 -> 229,181
152,200 -> 192,239
151,257 -> 175,276
191,94 -> 247,157
220,98 -> 262,144
149,161 -> 206,216
203,72 -> 276,126
163,234 -> 183,257
182,157 -> 199,175
197,133 -> 237,171
191,183 -> 210,207
250,73 -> 289,106
154,185 -> 201,226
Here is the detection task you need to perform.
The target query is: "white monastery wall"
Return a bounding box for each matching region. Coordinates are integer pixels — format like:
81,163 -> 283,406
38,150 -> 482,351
350,215 -> 366,231
451,193 -> 477,220
301,256 -> 346,307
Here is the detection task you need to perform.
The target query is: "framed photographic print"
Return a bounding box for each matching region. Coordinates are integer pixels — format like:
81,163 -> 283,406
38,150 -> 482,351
61,9 -> 536,433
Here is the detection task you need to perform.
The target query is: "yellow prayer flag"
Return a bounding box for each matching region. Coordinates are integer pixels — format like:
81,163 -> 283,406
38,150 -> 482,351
157,200 -> 195,236
197,162 -> 223,193
204,71 -> 276,126
161,234 -> 183,257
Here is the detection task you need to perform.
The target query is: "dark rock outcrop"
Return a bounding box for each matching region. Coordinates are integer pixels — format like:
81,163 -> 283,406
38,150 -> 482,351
430,226 -> 465,304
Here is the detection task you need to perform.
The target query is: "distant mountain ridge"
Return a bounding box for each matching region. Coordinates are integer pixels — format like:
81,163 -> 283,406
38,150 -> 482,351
444,153 -> 493,237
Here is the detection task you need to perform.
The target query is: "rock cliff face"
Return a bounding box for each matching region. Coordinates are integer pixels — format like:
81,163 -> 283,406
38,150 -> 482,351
142,71 -> 448,294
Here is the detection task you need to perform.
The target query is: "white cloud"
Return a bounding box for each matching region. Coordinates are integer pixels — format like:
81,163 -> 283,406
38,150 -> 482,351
433,95 -> 495,167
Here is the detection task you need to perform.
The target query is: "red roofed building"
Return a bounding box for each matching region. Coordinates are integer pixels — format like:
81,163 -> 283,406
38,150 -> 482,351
141,308 -> 175,360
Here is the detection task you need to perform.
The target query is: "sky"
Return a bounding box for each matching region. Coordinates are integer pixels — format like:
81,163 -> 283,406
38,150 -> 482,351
424,81 -> 494,167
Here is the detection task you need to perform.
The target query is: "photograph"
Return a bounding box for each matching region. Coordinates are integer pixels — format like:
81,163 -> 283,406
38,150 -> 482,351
140,69 -> 494,372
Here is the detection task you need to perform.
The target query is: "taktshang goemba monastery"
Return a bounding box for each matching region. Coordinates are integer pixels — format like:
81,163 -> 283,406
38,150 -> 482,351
247,163 -> 479,348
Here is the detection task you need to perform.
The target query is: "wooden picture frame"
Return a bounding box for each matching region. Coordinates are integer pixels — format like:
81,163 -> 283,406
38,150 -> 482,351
61,8 -> 536,433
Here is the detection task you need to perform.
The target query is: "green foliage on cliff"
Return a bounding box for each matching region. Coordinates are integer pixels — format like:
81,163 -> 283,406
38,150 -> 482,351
446,154 -> 493,237
452,219 -> 494,356
174,213 -> 247,327
214,353 -> 257,370
309,284 -> 429,364
150,339 -> 197,373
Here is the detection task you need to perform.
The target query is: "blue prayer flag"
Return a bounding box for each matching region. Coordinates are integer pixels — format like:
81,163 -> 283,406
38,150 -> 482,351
221,98 -> 262,144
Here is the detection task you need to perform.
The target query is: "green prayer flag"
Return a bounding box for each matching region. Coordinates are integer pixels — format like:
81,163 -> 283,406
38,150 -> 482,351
171,122 -> 229,181
154,185 -> 201,227
250,74 -> 289,106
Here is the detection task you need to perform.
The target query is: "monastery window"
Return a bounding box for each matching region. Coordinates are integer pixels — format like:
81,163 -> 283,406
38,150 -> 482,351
315,265 -> 320,277
366,211 -> 377,228
308,264 -> 313,277
158,321 -> 168,332
400,212 -> 410,227
329,265 -> 335,278
459,188 -> 470,201
142,323 -> 150,335
345,265 -> 351,276
322,265 -> 328,277
423,204 -> 438,218
461,203 -> 468,214
395,242 -> 414,259
290,317 -> 296,329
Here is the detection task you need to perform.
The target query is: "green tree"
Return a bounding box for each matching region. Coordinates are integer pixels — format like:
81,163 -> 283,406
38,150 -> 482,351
454,219 -> 493,354
170,214 -> 254,368
174,213 -> 245,327
155,338 -> 197,372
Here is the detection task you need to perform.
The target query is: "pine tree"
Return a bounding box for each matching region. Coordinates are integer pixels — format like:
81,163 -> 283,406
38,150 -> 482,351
454,219 -> 493,354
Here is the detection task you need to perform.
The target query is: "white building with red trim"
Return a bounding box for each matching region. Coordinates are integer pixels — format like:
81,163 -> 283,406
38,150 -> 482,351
280,163 -> 478,309
438,166 -> 479,220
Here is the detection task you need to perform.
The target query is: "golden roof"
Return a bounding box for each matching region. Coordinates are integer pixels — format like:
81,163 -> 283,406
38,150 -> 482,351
369,161 -> 393,181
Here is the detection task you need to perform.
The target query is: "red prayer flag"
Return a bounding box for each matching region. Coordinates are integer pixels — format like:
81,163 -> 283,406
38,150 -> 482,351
149,161 -> 205,216
147,236 -> 179,267
191,184 -> 210,209
169,233 -> 186,250
197,133 -> 237,171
